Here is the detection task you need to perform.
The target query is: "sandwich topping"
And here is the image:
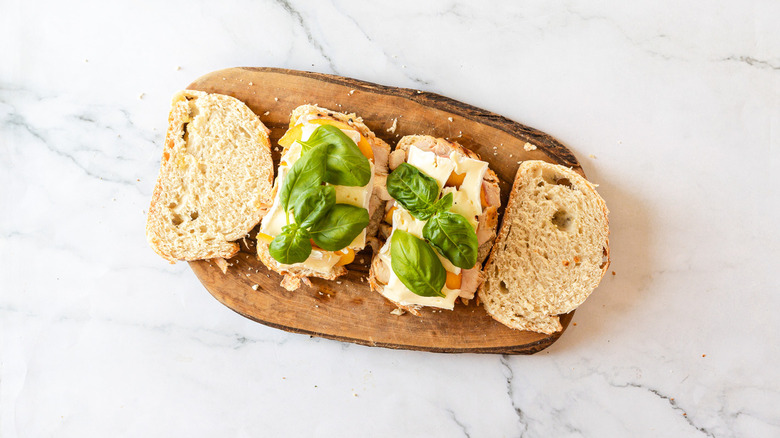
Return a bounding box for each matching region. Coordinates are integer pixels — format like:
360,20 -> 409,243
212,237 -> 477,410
260,123 -> 374,270
375,145 -> 489,309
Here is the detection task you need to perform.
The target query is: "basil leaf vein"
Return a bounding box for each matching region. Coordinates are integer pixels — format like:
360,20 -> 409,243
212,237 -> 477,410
309,204 -> 370,251
301,124 -> 371,187
269,224 -> 312,265
390,230 -> 446,297
386,163 -> 440,220
293,185 -> 336,229
279,144 -> 327,212
423,211 -> 479,269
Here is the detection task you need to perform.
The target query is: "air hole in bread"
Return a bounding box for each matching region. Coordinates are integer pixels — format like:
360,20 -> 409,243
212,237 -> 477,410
168,202 -> 177,209
551,210 -> 574,232
200,226 -> 207,233
190,211 -> 199,220
537,181 -> 545,187
555,178 -> 573,189
171,214 -> 184,226
182,122 -> 189,142
198,163 -> 207,174
499,280 -> 509,294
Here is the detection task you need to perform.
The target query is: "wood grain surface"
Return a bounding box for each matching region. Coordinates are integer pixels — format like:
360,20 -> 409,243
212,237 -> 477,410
186,67 -> 580,354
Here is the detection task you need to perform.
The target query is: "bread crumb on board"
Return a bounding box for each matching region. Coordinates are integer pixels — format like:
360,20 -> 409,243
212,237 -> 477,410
251,284 -> 259,290
447,117 -> 453,122
390,308 -> 405,316
523,142 -> 537,151
349,89 -> 355,95
386,118 -> 398,134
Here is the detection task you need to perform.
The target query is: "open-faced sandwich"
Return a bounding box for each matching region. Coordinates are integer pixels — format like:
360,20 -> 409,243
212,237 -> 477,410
256,105 -> 391,290
369,135 -> 501,314
479,161 -> 610,334
146,90 -> 274,262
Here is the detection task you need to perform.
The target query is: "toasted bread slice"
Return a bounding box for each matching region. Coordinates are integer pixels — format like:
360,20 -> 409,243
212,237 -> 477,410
478,160 -> 610,334
369,135 -> 501,314
257,105 -> 391,290
146,90 -> 274,262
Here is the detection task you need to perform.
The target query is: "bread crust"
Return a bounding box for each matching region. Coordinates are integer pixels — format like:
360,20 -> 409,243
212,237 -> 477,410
257,105 -> 390,289
257,241 -> 347,290
478,160 -> 610,334
146,90 -> 274,262
368,135 -> 501,312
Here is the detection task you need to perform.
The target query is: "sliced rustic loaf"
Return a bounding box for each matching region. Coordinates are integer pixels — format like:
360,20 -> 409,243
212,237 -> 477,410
146,90 -> 274,262
479,160 -> 609,334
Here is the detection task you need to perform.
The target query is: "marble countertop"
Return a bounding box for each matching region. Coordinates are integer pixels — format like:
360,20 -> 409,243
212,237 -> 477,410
2,1 -> 778,436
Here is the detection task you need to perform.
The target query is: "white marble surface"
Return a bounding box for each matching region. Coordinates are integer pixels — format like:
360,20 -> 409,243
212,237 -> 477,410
2,0 -> 779,436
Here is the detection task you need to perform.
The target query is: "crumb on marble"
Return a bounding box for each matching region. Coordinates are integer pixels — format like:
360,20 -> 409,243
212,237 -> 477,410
612,271 -> 616,276
139,93 -> 145,100
589,154 -> 597,159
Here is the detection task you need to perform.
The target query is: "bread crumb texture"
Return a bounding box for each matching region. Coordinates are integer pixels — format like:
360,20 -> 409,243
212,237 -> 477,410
146,90 -> 274,261
479,161 -> 609,334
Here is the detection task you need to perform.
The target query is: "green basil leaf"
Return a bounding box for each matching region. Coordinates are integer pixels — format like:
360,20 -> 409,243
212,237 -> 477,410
423,211 -> 479,269
269,224 -> 312,265
293,185 -> 336,229
386,163 -> 440,220
301,124 -> 371,187
309,204 -> 370,251
433,192 -> 453,213
390,230 -> 446,297
279,143 -> 327,212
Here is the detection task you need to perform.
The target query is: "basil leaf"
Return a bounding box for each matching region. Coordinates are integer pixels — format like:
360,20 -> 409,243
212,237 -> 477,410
423,211 -> 478,269
293,185 -> 336,229
433,192 -> 453,213
269,224 -> 312,264
309,204 -> 370,251
390,230 -> 446,297
386,163 -> 440,220
301,124 -> 371,187
279,144 -> 327,212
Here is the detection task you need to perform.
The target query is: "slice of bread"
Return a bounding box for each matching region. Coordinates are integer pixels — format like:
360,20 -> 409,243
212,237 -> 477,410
369,135 -> 502,313
479,160 -> 610,334
146,90 -> 274,262
257,105 -> 391,290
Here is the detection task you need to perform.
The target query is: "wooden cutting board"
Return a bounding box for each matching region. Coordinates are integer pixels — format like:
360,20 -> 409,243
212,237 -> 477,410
186,67 -> 581,354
